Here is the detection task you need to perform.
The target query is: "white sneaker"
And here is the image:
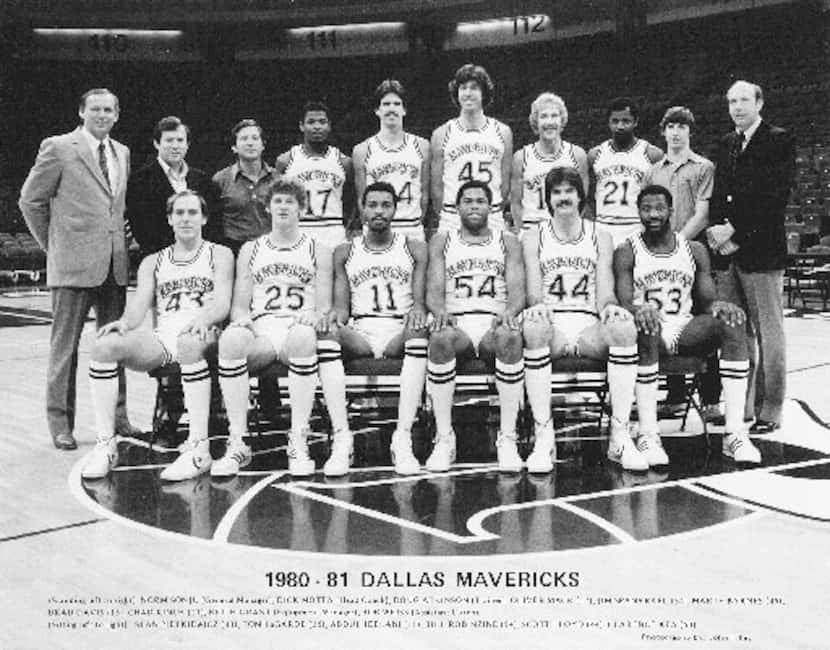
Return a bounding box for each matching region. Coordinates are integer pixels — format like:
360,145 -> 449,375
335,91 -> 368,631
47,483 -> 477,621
323,429 -> 353,477
496,432 -> 523,473
526,421 -> 556,474
723,433 -> 761,464
81,437 -> 118,479
425,431 -> 456,472
287,429 -> 316,477
607,421 -> 648,472
635,432 -> 670,467
390,430 -> 420,475
160,439 -> 211,481
210,439 -> 252,477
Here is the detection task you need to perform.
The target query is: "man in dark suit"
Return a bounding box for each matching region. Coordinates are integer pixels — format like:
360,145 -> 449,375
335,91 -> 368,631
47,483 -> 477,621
707,80 -> 795,433
19,88 -> 138,450
126,116 -> 220,259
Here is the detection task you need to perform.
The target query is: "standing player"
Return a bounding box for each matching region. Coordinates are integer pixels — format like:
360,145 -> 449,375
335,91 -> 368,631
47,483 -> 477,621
522,168 -> 640,472
276,101 -> 354,249
426,180 -> 526,472
82,190 -> 234,479
614,185 -> 760,465
352,80 -> 430,241
510,93 -> 589,231
331,182 -> 429,474
431,64 -> 513,232
588,97 -> 663,247
214,178 -> 349,477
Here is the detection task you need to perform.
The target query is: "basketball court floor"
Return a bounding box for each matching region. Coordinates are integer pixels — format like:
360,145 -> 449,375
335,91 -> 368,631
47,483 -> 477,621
2,286 -> 830,649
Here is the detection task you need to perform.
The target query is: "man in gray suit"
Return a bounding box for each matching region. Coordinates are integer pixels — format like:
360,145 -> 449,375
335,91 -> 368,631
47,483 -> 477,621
19,88 -> 138,450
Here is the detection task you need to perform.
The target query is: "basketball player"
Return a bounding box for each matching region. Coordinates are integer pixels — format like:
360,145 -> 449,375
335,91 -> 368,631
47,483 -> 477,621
431,64 -> 513,232
614,185 -> 760,464
588,97 -> 663,247
510,92 -> 589,231
276,101 -> 354,248
82,190 -> 234,480
352,80 -> 430,241
522,168 -> 641,472
214,178 -> 350,477
330,182 -> 429,474
426,180 -> 525,472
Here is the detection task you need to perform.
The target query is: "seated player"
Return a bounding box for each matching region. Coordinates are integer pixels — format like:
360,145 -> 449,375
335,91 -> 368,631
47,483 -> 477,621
82,190 -> 234,480
426,180 -> 526,472
214,178 -> 350,478
614,185 -> 760,464
522,167 -> 640,473
330,181 -> 429,474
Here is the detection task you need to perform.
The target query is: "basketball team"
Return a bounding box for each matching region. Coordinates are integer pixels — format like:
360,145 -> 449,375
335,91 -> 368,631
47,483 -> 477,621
19,64 -> 796,483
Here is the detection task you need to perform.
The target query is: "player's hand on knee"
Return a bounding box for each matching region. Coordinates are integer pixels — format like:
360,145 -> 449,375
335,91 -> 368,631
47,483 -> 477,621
228,317 -> 253,331
524,303 -> 553,324
634,305 -> 661,336
293,310 -> 317,328
315,310 -> 339,334
97,319 -> 127,337
493,312 -> 522,331
430,311 -> 452,332
404,307 -> 428,331
600,303 -> 631,324
711,300 -> 745,327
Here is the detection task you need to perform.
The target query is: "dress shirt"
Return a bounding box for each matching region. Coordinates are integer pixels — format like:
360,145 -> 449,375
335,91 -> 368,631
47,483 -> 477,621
157,157 -> 189,194
80,127 -> 118,191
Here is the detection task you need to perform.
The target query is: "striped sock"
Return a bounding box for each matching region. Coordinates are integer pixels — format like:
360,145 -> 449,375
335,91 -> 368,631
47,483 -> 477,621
607,345 -> 638,424
495,359 -> 524,436
398,338 -> 428,431
218,357 -> 249,440
288,355 -> 319,433
427,359 -> 456,437
88,360 -> 119,442
317,340 -> 349,433
635,362 -> 660,435
181,360 -> 211,442
720,358 -> 750,433
523,347 -> 552,426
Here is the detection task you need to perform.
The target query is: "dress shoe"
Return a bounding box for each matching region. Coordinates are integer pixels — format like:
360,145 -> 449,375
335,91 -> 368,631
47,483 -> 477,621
114,422 -> 144,438
52,431 -> 78,450
749,419 -> 780,435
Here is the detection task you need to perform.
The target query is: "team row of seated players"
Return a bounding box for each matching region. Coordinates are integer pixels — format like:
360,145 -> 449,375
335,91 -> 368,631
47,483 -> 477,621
127,65 -> 668,261
81,166 -> 759,482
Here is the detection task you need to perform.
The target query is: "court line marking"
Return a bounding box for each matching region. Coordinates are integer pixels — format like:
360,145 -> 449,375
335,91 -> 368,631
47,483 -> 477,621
0,518 -> 105,544
274,483 -> 499,544
213,471 -> 288,543
292,464 -> 498,490
0,309 -> 52,323
689,482 -> 830,523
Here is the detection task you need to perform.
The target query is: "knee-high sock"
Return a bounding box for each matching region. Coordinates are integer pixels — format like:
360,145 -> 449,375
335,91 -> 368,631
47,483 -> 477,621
635,362 -> 660,435
88,360 -> 119,442
398,338 -> 428,431
720,358 -> 750,433
317,340 -> 349,432
524,347 -> 551,426
427,359 -> 456,437
607,345 -> 638,424
218,357 -> 249,441
181,360 -> 211,443
495,359 -> 524,435
287,355 -> 318,434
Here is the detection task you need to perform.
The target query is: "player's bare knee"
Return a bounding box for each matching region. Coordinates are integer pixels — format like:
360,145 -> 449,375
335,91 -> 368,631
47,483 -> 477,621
218,327 -> 250,359
176,333 -> 207,365
605,318 -> 637,347
91,333 -> 124,363
287,324 -> 317,357
428,328 -> 456,362
717,318 -> 748,360
637,331 -> 660,363
494,326 -> 523,361
523,319 -> 550,349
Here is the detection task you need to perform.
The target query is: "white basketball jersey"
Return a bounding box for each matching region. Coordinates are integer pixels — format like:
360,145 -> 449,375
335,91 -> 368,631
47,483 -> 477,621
630,233 -> 695,318
443,230 -> 507,317
441,118 -> 507,229
520,142 -> 581,227
249,233 -> 317,319
283,145 -> 346,230
154,242 -> 216,334
538,219 -> 598,317
592,139 -> 652,228
364,134 -> 423,230
345,233 -> 414,319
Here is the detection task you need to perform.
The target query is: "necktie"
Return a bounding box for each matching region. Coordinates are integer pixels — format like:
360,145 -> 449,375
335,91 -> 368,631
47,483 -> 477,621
98,141 -> 111,191
729,131 -> 744,177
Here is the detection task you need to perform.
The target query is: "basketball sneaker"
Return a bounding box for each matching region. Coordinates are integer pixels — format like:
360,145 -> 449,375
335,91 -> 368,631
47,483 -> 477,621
722,432 -> 761,464
425,431 -> 456,472
160,439 -> 211,481
210,438 -> 252,477
323,429 -> 353,477
288,428 -> 316,477
390,429 -> 421,475
635,431 -> 670,467
81,437 -> 118,479
607,420 -> 648,472
526,420 -> 556,474
496,431 -> 523,473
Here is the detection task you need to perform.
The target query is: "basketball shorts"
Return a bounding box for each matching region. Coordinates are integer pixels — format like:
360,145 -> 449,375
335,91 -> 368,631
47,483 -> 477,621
154,321 -> 219,365
595,221 -> 642,249
351,317 -> 405,359
252,314 -> 300,357
454,313 -> 496,353
661,314 -> 694,355
552,313 -> 601,356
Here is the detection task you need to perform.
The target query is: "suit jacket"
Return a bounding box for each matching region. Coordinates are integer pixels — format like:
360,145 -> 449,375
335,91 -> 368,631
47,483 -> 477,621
19,127 -> 130,288
126,159 -> 221,258
709,120 -> 795,271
